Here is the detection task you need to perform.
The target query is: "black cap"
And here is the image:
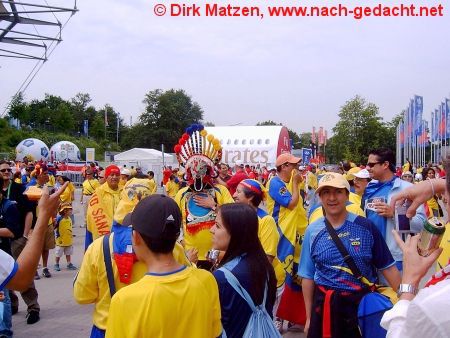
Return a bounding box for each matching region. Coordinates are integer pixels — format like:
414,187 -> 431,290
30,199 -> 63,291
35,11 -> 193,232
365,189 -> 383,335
131,194 -> 181,239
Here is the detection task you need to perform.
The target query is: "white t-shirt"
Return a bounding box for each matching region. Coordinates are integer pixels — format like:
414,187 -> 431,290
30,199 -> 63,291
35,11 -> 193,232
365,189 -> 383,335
0,250 -> 18,290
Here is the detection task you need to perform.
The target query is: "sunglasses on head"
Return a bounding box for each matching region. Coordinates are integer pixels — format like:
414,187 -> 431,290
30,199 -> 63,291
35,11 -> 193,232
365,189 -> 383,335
0,168 -> 12,173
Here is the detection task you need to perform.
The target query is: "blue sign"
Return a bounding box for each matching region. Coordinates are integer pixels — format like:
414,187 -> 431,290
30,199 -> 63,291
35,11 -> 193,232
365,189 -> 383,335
302,148 -> 312,164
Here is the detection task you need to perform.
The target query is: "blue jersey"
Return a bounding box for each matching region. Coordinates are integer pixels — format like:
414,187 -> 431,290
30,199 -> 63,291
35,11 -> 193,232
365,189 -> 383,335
298,213 -> 395,292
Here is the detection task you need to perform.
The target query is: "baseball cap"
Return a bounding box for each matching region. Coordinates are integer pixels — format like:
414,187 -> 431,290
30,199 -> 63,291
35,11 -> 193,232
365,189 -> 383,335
105,165 -> 120,178
59,202 -> 73,213
120,168 -> 131,176
353,169 -> 370,179
345,167 -> 362,181
401,171 -> 412,177
131,195 -> 181,239
275,153 -> 301,167
316,172 -> 350,195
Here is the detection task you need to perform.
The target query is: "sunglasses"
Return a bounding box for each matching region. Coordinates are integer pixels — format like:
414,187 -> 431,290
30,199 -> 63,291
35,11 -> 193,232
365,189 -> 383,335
402,175 -> 412,178
366,161 -> 384,168
0,168 -> 12,173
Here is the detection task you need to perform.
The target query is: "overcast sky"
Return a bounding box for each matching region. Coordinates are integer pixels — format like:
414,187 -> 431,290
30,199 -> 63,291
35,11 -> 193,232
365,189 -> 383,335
1,0 -> 449,135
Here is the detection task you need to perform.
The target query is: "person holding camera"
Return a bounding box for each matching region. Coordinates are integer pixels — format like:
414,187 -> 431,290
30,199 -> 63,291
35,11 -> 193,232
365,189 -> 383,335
363,149 -> 426,274
381,166 -> 450,337
0,160 -> 40,324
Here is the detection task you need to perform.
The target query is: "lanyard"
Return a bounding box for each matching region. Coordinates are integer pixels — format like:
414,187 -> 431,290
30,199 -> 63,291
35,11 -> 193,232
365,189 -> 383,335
4,182 -> 12,200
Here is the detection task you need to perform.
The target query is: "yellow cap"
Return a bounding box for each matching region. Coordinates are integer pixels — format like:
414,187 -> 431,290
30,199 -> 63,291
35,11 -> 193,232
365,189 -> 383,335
316,173 -> 350,195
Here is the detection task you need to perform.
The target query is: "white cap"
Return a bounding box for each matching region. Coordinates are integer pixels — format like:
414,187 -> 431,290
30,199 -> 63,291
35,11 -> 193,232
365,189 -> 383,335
415,173 -> 422,181
353,169 -> 370,179
121,168 -> 131,176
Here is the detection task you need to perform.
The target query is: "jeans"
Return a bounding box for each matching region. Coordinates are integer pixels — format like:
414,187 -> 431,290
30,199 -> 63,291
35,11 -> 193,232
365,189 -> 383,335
0,288 -> 13,338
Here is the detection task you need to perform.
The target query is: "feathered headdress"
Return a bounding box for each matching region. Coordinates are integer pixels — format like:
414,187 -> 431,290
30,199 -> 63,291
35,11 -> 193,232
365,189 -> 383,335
174,124 -> 222,191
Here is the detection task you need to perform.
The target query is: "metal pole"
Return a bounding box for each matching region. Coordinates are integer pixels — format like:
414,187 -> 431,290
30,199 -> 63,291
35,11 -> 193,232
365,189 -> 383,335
116,113 -> 120,145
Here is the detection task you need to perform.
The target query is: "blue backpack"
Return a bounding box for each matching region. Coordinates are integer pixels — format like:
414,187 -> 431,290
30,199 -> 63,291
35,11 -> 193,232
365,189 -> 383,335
218,267 -> 281,338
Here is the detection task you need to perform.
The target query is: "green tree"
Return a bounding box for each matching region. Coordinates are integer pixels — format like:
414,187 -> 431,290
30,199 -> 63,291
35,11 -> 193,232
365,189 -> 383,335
330,96 -> 395,164
7,92 -> 29,126
132,89 -> 204,150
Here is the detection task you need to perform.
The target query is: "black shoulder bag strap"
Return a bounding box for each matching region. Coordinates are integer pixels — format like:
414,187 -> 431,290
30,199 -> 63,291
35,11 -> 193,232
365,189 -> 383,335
102,234 -> 116,297
323,217 -> 364,282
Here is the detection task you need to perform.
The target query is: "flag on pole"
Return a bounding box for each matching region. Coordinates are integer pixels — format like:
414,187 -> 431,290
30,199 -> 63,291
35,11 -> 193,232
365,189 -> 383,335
324,130 -> 328,146
414,95 -> 423,137
399,121 -> 404,148
83,120 -> 89,137
446,98 -> 450,139
440,103 -> 446,139
105,110 -> 108,127
312,127 -> 316,144
435,108 -> 440,141
318,127 -> 324,146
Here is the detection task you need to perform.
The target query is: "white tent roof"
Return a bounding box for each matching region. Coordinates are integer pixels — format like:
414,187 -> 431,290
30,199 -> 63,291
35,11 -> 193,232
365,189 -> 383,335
114,148 -> 174,162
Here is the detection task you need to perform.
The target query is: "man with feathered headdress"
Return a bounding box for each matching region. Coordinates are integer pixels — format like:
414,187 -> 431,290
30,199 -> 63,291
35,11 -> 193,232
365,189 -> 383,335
173,124 -> 234,270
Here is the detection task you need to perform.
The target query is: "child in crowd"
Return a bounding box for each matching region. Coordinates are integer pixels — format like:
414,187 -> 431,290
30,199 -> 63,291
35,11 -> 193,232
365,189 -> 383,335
54,203 -> 77,271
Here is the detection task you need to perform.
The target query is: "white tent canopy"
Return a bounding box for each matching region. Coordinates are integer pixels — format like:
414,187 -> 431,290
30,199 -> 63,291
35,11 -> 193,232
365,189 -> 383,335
114,148 -> 178,183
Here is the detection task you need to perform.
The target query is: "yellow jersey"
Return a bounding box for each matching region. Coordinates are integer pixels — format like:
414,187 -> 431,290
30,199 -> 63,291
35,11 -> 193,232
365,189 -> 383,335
257,209 -> 285,288
55,216 -> 73,247
74,234 -> 192,330
148,178 -> 157,194
47,174 -> 56,188
106,266 -> 222,338
165,180 -> 180,199
59,182 -> 75,204
82,178 -> 100,196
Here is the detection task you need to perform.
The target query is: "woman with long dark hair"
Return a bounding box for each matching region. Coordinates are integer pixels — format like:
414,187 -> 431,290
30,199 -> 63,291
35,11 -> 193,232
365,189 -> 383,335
210,203 -> 277,338
233,179 -> 284,330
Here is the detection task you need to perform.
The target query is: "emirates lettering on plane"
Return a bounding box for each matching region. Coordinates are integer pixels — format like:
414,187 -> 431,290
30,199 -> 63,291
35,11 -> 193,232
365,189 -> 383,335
222,149 -> 269,164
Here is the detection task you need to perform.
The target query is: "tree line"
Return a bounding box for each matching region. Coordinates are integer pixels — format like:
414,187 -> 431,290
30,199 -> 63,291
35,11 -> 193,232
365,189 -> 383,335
3,91 -> 398,163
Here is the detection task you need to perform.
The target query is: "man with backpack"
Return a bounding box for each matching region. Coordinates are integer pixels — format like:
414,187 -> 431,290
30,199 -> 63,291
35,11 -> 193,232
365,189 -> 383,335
105,195 -> 222,338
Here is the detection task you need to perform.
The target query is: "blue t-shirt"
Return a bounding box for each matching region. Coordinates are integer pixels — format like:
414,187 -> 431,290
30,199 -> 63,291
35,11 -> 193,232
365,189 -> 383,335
298,213 -> 395,292
213,256 -> 274,338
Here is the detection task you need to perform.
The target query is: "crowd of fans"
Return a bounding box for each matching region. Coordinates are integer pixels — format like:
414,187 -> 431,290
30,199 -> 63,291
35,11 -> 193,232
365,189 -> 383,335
0,147 -> 448,338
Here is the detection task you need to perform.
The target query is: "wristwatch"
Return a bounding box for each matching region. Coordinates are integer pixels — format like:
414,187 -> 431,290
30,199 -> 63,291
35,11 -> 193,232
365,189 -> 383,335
397,283 -> 418,297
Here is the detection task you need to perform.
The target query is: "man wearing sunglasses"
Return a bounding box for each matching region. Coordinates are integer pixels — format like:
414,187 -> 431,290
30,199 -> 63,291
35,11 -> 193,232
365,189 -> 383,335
0,161 -> 40,323
363,149 -> 426,278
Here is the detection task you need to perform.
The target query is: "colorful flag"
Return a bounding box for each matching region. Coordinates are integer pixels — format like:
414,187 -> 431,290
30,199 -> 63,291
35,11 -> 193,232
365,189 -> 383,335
435,109 -> 440,141
446,98 -> 450,139
440,103 -> 446,139
414,95 -> 423,136
399,121 -> 404,148
318,127 -> 324,146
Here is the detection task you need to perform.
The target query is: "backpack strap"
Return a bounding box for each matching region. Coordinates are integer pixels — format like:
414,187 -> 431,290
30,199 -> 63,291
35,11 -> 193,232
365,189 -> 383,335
218,267 -> 268,311
102,234 -> 116,297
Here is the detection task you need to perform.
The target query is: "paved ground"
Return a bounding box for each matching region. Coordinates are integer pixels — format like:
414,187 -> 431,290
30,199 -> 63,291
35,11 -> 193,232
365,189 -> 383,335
12,189 -> 305,338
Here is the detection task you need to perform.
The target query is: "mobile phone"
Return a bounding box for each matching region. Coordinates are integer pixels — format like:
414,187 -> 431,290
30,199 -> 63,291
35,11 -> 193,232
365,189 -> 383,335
395,201 -> 412,233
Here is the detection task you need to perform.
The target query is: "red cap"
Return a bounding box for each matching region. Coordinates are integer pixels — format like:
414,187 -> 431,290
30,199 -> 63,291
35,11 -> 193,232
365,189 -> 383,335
105,165 -> 120,178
